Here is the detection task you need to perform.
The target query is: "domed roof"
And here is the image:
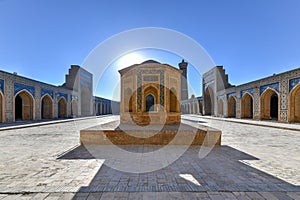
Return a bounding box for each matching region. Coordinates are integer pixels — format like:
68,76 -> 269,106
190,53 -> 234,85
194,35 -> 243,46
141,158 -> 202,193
141,60 -> 161,64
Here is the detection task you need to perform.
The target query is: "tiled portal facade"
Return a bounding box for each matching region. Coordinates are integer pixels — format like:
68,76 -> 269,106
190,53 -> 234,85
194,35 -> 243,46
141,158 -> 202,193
119,60 -> 182,125
0,65 -> 118,123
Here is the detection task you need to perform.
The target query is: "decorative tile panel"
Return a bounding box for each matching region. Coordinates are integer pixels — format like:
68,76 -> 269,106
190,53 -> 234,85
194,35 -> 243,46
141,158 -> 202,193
137,70 -> 164,109
14,83 -> 35,96
240,88 -> 253,97
57,92 -> 68,101
226,92 -> 236,99
289,77 -> 300,91
41,88 -> 54,99
0,79 -> 3,93
260,82 -> 279,95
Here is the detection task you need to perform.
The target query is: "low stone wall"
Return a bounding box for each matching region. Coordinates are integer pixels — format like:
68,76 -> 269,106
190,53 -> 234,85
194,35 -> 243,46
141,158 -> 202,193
120,112 -> 181,125
80,121 -> 221,146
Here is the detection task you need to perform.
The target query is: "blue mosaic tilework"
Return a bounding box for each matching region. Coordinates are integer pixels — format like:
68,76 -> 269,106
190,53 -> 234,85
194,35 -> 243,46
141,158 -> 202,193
137,70 -> 164,109
226,92 -> 236,99
240,88 -> 253,97
260,82 -> 279,95
14,83 -> 35,96
289,77 -> 300,91
0,79 -> 4,93
41,88 -> 54,99
71,95 -> 78,100
57,92 -> 68,101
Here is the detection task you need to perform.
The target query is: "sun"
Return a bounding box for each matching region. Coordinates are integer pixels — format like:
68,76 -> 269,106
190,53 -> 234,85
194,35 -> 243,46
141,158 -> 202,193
116,52 -> 145,70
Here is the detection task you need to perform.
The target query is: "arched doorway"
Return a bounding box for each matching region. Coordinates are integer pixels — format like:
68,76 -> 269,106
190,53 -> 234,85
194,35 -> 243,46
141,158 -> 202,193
58,97 -> 67,118
81,86 -> 91,116
125,88 -> 133,112
41,95 -> 53,119
218,99 -> 224,116
170,88 -> 178,112
289,83 -> 300,122
261,89 -> 279,120
71,99 -> 78,117
146,94 -> 155,112
0,91 -> 3,123
143,86 -> 158,112
227,96 -> 236,117
241,93 -> 253,119
15,90 -> 34,121
204,87 -> 214,115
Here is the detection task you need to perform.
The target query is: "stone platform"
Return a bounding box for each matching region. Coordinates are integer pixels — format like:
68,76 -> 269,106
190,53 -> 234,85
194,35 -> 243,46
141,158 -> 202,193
80,120 -> 221,146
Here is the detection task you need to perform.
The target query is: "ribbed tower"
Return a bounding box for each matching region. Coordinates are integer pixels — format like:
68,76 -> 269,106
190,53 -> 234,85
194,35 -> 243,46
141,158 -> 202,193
179,59 -> 188,100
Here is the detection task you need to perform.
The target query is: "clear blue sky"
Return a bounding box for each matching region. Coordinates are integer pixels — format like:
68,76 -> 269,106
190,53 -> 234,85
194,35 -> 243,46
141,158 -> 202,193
1,0 -> 300,99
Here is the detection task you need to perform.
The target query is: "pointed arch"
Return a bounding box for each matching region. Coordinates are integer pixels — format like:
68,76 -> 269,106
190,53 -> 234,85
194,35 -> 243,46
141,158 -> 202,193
289,83 -> 300,122
146,94 -> 155,112
41,94 -> 53,119
124,88 -> 133,112
58,97 -> 67,118
143,85 -> 158,112
227,96 -> 236,118
261,88 -> 279,120
14,90 -> 34,121
241,93 -> 253,119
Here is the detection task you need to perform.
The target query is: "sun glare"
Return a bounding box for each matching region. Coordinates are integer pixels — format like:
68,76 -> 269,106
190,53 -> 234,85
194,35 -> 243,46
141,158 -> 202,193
116,52 -> 145,70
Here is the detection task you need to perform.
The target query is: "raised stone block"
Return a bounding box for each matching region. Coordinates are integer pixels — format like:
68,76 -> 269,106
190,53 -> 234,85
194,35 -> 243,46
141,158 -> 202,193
80,120 -> 221,146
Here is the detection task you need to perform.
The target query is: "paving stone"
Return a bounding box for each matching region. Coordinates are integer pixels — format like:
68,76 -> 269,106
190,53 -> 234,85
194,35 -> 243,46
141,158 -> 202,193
287,192 -> 300,200
0,116 -> 299,198
99,192 -> 115,200
86,192 -> 102,200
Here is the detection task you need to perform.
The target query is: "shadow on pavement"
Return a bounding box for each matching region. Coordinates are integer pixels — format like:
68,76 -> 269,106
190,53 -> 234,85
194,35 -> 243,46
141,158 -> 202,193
58,145 -> 300,199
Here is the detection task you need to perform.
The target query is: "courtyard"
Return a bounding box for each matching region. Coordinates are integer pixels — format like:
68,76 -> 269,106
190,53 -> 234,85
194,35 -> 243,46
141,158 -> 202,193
0,115 -> 299,199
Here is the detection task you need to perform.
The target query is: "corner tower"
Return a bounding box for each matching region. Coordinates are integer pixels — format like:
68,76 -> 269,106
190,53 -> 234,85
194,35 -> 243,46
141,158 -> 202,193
179,59 -> 188,101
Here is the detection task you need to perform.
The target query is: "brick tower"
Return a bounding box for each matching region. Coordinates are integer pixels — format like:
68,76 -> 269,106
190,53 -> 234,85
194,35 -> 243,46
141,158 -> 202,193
179,59 -> 188,100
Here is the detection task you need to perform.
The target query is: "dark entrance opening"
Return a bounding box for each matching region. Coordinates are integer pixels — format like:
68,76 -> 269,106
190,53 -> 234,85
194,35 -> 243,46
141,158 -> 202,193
270,93 -> 278,119
146,94 -> 155,112
15,95 -> 22,120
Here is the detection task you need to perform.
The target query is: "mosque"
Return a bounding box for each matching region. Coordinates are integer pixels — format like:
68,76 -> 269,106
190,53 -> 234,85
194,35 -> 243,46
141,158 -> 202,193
183,65 -> 300,123
0,65 -> 118,123
0,59 -> 299,123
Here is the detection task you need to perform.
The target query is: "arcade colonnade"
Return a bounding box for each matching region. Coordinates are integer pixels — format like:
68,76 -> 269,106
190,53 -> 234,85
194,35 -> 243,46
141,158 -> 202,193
0,66 -> 117,123
181,96 -> 202,115
201,67 -> 300,123
94,96 -> 120,115
0,72 -> 78,123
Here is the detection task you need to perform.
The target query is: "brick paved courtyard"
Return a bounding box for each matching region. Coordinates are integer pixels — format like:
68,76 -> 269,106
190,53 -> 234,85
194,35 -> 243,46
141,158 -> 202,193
0,115 -> 300,199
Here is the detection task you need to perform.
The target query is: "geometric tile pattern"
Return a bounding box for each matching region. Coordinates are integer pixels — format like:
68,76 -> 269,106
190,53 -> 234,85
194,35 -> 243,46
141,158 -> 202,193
14,82 -> 35,96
